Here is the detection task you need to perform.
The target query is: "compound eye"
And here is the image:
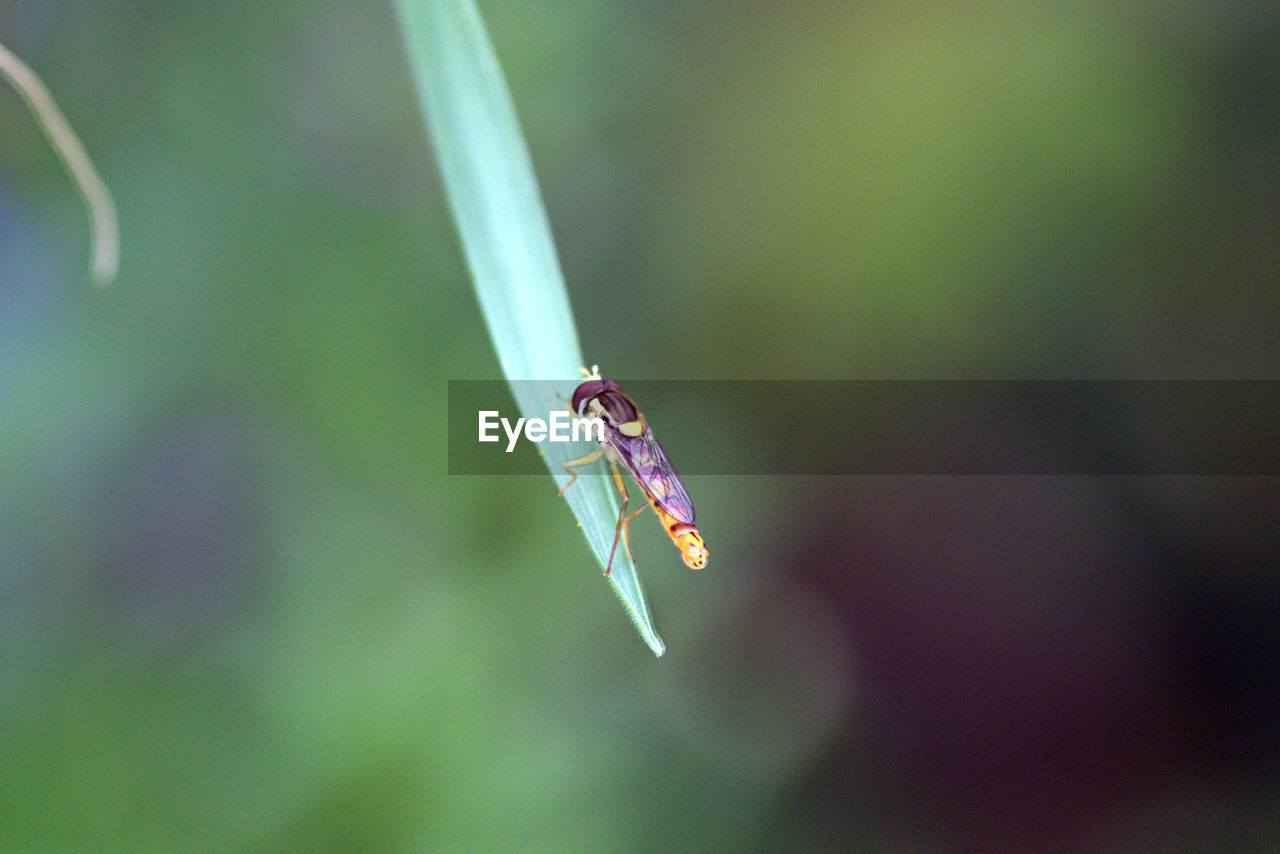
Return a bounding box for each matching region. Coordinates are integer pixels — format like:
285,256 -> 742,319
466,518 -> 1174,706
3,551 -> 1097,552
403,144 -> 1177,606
571,379 -> 607,414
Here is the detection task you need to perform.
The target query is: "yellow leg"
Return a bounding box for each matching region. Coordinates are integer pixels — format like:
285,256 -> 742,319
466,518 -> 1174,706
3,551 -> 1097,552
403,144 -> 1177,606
604,461 -> 632,576
619,503 -> 648,564
558,447 -> 605,496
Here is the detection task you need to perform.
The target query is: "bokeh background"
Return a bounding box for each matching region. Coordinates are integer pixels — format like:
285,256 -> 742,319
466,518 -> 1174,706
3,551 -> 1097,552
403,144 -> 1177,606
2,0 -> 1278,850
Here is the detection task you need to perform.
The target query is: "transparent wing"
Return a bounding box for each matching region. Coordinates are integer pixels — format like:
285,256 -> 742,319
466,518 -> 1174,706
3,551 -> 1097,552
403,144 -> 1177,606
609,423 -> 696,524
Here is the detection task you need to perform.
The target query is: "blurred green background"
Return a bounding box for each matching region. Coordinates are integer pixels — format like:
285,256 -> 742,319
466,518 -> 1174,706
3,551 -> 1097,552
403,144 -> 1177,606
2,0 -> 1278,850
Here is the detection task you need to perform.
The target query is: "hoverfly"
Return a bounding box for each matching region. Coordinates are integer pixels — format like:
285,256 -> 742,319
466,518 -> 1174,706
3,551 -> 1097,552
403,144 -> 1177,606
558,366 -> 708,575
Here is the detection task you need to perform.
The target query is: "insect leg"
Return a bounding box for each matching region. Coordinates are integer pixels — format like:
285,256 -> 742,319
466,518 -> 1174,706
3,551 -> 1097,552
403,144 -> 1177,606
619,503 -> 648,564
557,447 -> 605,496
604,460 -> 631,576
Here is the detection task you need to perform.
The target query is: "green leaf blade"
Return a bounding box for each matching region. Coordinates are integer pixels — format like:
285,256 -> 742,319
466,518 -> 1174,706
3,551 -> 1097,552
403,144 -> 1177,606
395,0 -> 664,655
